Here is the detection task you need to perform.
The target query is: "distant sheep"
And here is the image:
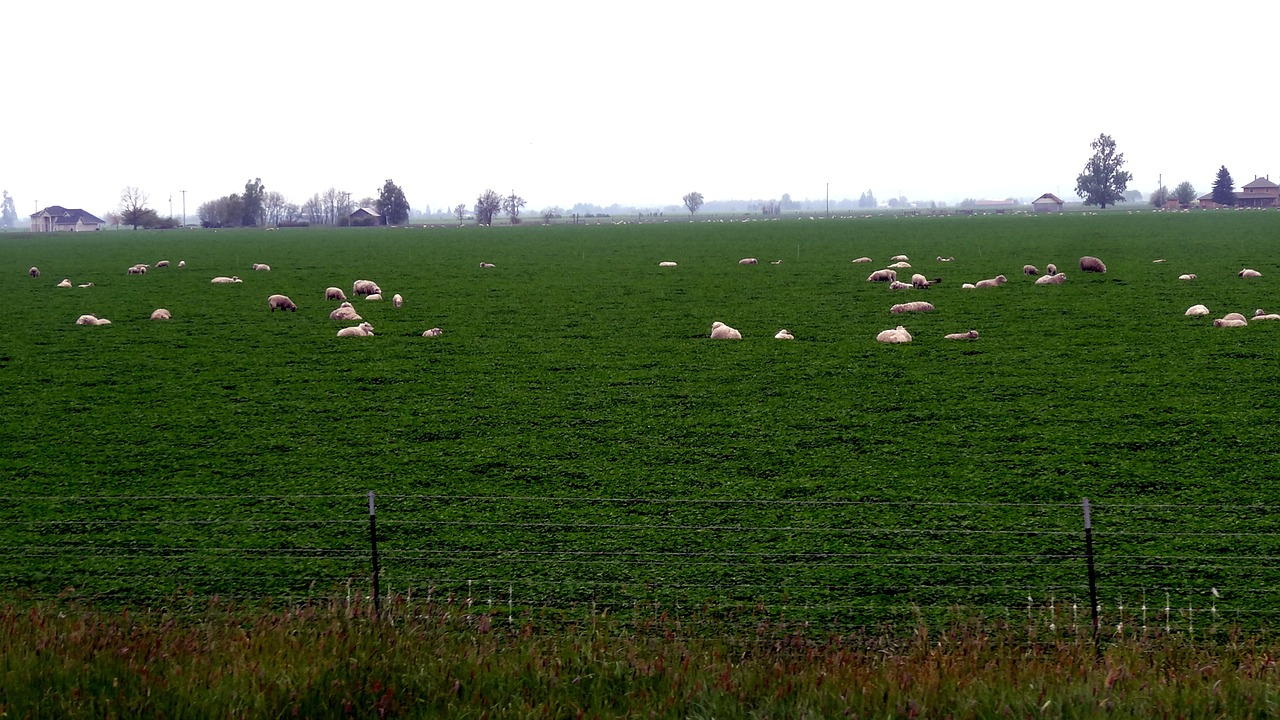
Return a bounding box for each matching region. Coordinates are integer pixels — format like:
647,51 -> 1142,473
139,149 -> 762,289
890,301 -> 935,314
352,279 -> 381,295
936,256 -> 955,262
329,302 -> 362,321
365,293 -> 383,302
392,293 -> 403,307
1214,316 -> 1248,327
974,274 -> 1008,288
1035,273 -> 1067,285
422,327 -> 444,337
961,283 -> 976,289
252,263 -> 271,271
127,264 -> 148,274
774,329 -> 794,340
325,287 -> 347,301
267,294 -> 297,312
1253,309 -> 1280,321
28,267 -> 39,278
888,261 -> 912,269
77,282 -> 94,288
658,261 -> 678,267
1079,256 -> 1107,273
178,260 -> 186,268
479,263 -> 496,269
150,308 -> 171,320
337,322 -> 375,337
910,273 -> 930,289
1178,274 -> 1197,281
738,258 -> 759,265
1046,263 -> 1057,275
155,260 -> 169,268
211,276 -> 242,284
56,279 -> 72,288
710,321 -> 742,340
1023,265 -> 1039,276
1239,268 -> 1263,278
944,330 -> 979,340
1184,304 -> 1210,316
888,280 -> 912,290
852,257 -> 872,263
890,255 -> 909,262
75,314 -> 111,326
875,325 -> 912,344
770,260 -> 782,265
867,269 -> 898,283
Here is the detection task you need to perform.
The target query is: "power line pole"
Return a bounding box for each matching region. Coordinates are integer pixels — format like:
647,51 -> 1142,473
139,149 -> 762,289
181,190 -> 186,228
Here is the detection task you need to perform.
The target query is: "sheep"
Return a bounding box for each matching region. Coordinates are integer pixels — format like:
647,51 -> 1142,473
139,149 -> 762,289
961,283 -> 976,289
888,280 -> 912,290
252,263 -> 271,271
422,327 -> 444,337
1023,264 -> 1039,276
890,301 -> 935,314
709,321 -> 742,340
75,314 -> 111,326
28,267 -> 40,278
770,260 -> 783,265
329,302 -> 363,321
337,322 -> 375,337
658,261 -> 678,267
352,279 -> 381,295
1178,274 -> 1197,281
267,294 -> 297,312
478,262 -> 496,269
944,330 -> 979,340
1079,256 -> 1107,273
1184,304 -> 1210,316
974,274 -> 1008,288
852,257 -> 872,263
1239,268 -> 1263,278
774,329 -> 794,340
867,269 -> 898,283
150,308 -> 171,320
127,264 -> 147,274
1035,273 -> 1066,285
890,255 -> 909,262
56,279 -> 72,288
875,325 -> 912,343
77,282 -> 94,288
910,273 -> 930,289
936,256 -> 955,262
155,260 -> 170,268
1046,263 -> 1057,275
325,287 -> 347,301
738,258 -> 758,265
1220,312 -> 1248,324
1253,309 -> 1280,321
365,293 -> 383,302
178,260 -> 186,268
392,293 -> 404,308
1214,316 -> 1248,327
888,261 -> 912,269
211,276 -> 242,283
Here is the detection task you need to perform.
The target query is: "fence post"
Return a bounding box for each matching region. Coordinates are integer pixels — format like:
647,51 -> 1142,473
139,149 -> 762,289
1083,497 -> 1099,643
369,491 -> 381,617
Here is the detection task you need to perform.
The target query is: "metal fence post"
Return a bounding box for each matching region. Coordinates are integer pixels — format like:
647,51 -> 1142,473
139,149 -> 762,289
1083,497 -> 1099,643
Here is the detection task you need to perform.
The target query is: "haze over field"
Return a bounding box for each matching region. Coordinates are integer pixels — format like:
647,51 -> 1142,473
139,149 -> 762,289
5,0 -> 1277,218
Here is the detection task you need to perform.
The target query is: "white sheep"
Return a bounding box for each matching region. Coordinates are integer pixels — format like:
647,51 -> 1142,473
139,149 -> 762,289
658,261 -> 678,267
936,256 -> 955,262
337,322 -> 375,337
1221,312 -> 1248,323
1253,309 -> 1280,321
739,258 -> 758,265
875,325 -> 912,343
329,302 -> 363,321
392,293 -> 403,308
352,279 -> 381,295
325,287 -> 347,301
127,264 -> 148,274
56,279 -> 72,288
150,308 -> 171,320
1035,273 -> 1066,285
774,329 -> 794,340
211,276 -> 242,284
888,261 -> 912,269
890,255 -> 910,262
1214,316 -> 1248,327
422,327 -> 444,337
974,274 -> 1008,288
365,293 -> 383,302
944,330 -> 979,340
252,263 -> 271,271
178,260 -> 186,268
155,260 -> 170,268
888,280 -> 912,290
28,267 -> 40,278
75,314 -> 111,326
268,294 -> 297,312
479,263 -> 496,269
710,321 -> 742,340
1046,263 -> 1057,275
1023,264 -> 1039,276
867,269 -> 898,283
910,274 -> 930,289
77,282 -> 94,288
1239,268 -> 1263,278
961,283 -> 977,289
770,260 -> 783,265
1079,256 -> 1107,273
890,301 -> 935,314
1184,304 -> 1210,316
1178,274 -> 1197,281
852,257 -> 872,263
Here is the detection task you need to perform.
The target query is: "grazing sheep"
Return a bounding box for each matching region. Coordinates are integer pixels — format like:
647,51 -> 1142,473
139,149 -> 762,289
478,262 -> 496,269
352,279 -> 381,295
658,261 -> 678,267
1184,304 -> 1210,316
1239,268 -> 1263,278
178,260 -> 186,268
56,279 -> 72,288
944,330 -> 979,340
1023,264 -> 1039,276
267,294 -> 297,312
392,293 -> 403,308
974,274 -> 1008,288
1035,273 -> 1066,285
252,263 -> 271,271
888,261 -> 912,269
910,273 -> 930,289
867,269 -> 898,283
365,293 -> 383,302
1214,316 -> 1248,327
325,287 -> 347,301
329,302 -> 362,321
75,314 -> 111,326
1079,256 -> 1107,273
127,264 -> 147,274
422,327 -> 444,337
738,258 -> 758,265
155,260 -> 169,268
337,322 -> 375,337
1178,274 -> 1197,281
852,257 -> 872,263
1046,263 -> 1057,275
77,282 -> 94,288
890,301 -> 935,314
774,329 -> 794,340
890,255 -> 909,262
28,267 -> 40,278
710,321 -> 742,340
875,325 -> 912,343
150,308 -> 171,320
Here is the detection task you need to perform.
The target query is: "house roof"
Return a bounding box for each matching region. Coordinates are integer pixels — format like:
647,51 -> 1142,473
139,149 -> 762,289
32,206 -> 105,225
351,207 -> 381,216
1032,193 -> 1064,204
1242,176 -> 1278,189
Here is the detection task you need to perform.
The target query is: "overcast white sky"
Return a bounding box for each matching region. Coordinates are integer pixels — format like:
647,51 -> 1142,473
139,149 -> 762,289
6,0 -> 1276,218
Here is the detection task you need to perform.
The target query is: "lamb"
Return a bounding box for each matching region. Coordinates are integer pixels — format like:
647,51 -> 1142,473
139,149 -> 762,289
944,330 -> 979,340
392,293 -> 404,308
365,293 -> 383,302
974,274 -> 1008,288
774,329 -> 794,340
1035,273 -> 1067,285
252,263 -> 271,271
738,258 -> 758,265
1238,268 -> 1263,278
28,267 -> 40,278
267,294 -> 297,312
352,279 -> 381,295
867,269 -> 898,283
150,308 -> 171,320
211,276 -> 242,283
57,279 -> 72,288
890,301 -> 935,314
910,273 -> 930,289
890,255 -> 909,262
155,260 -> 170,268
337,322 -> 375,337
329,302 -> 363,321
888,280 -> 912,290
479,263 -> 496,269
177,260 -> 186,268
127,264 -> 148,274
1046,263 -> 1057,275
422,327 -> 444,337
1253,309 -> 1280,321
1023,265 -> 1039,276
325,287 -> 347,301
75,314 -> 111,326
710,321 -> 742,340
1079,256 -> 1107,273
852,257 -> 872,263
658,261 -> 678,267
961,283 -> 976,289
1184,304 -> 1210,316
1178,274 -> 1197,281
1214,316 -> 1248,327
875,325 -> 912,343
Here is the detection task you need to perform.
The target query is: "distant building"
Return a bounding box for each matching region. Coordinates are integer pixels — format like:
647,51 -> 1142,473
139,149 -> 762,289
30,206 -> 106,232
349,207 -> 385,226
1238,176 -> 1279,208
1031,193 -> 1064,213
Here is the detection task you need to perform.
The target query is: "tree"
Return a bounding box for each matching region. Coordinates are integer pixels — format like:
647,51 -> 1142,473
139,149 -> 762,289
1150,185 -> 1169,209
198,195 -> 244,228
1123,189 -> 1144,203
119,186 -> 152,230
241,178 -> 265,227
454,203 -> 467,222
376,179 -> 410,225
502,191 -> 526,224
474,189 -> 502,225
1074,133 -> 1133,209
683,191 -> 704,216
858,190 -> 878,209
1174,181 -> 1197,208
1211,165 -> 1235,206
262,191 -> 288,226
541,206 -> 562,224
761,199 -> 781,216
0,190 -> 16,229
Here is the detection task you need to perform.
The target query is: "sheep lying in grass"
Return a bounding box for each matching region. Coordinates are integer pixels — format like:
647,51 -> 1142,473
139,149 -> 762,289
1079,256 -> 1107,273
974,275 -> 1008,288
329,302 -> 362,321
1178,274 -> 1197,281
252,263 -> 271,271
1184,304 -> 1210,316
1046,263 -> 1057,275
56,279 -> 72,288
738,258 -> 758,265
710,321 -> 742,339
890,301 -> 935,314
852,257 -> 872,263
774,329 -> 794,340
479,262 -> 496,269
961,283 -> 976,289
888,280 -> 912,290
150,308 -> 171,320
352,279 -> 381,295
28,267 -> 40,278
127,264 -> 148,274
875,325 -> 912,343
1239,268 -> 1263,278
1253,309 -> 1280,321
658,261 -> 678,267
867,269 -> 898,283
337,322 -> 374,337
75,314 -> 111,326
77,282 -> 94,288
1035,273 -> 1067,285
936,256 -> 955,262
178,260 -> 186,268
888,261 -> 911,269
365,293 -> 383,302
1214,316 -> 1248,328
325,287 -> 347,301
890,255 -> 909,262
422,327 -> 444,337
392,293 -> 403,308
268,294 -> 297,312
944,330 -> 979,340
211,276 -> 242,284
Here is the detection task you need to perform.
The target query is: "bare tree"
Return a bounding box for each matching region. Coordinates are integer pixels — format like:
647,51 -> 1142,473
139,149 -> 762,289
541,206 -> 562,224
119,186 -> 152,230
683,191 -> 704,216
263,191 -> 287,227
502,191 -> 526,224
474,189 -> 502,225
454,203 -> 467,222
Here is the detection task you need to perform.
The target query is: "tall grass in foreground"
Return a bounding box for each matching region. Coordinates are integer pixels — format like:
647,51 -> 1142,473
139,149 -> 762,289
3,596 -> 1278,718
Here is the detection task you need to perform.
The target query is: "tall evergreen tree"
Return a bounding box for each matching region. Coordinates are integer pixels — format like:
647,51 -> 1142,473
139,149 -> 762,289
1211,165 -> 1235,206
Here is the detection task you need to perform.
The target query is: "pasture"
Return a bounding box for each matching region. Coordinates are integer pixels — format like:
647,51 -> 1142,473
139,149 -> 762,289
4,211 -> 1280,629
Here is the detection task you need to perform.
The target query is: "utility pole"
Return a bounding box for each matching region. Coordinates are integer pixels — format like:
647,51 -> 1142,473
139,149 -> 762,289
181,190 -> 186,228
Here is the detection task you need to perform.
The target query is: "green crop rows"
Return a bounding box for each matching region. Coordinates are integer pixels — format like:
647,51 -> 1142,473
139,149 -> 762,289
3,211 -> 1280,628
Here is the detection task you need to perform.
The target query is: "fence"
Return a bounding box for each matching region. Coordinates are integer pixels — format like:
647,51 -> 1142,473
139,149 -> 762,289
1,493 -> 1274,631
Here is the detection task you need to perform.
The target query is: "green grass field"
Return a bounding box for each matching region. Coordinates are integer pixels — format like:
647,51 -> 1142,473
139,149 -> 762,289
4,211 -> 1280,629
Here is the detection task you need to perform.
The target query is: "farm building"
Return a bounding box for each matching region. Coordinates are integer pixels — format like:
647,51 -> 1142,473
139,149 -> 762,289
1031,193 -> 1064,213
349,207 -> 385,226
1197,176 -> 1278,209
30,206 -> 106,232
